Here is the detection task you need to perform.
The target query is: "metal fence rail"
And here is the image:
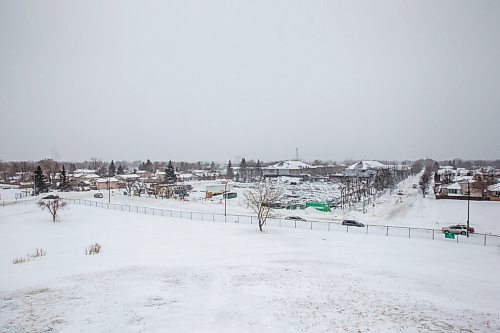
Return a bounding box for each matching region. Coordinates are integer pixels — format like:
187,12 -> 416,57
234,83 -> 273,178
59,198 -> 500,248
1,198 -> 38,207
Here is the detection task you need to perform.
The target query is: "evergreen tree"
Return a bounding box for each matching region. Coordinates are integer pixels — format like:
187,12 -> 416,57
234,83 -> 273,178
34,165 -> 48,195
117,164 -> 124,175
69,163 -> 77,173
210,161 -> 216,171
239,158 -> 247,182
165,160 -> 176,184
226,160 -> 234,179
58,165 -> 70,191
256,159 -> 263,180
145,159 -> 153,172
108,160 -> 116,176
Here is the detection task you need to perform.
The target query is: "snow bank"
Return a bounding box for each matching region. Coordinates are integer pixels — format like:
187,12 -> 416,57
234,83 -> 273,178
1,204 -> 499,332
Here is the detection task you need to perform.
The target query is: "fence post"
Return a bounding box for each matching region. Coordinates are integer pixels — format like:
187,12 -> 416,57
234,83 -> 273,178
347,226 -> 349,233
432,229 -> 434,240
310,221 -> 313,230
212,213 -> 214,221
408,227 -> 411,238
238,215 -> 240,223
170,210 -> 173,217
251,216 -> 253,224
456,234 -> 459,243
328,222 -> 330,231
366,225 -> 368,234
294,220 -> 296,229
128,205 -> 131,212
180,211 -> 182,219
190,212 -> 192,220
484,234 -> 487,246
386,226 -> 389,236
153,208 -> 155,216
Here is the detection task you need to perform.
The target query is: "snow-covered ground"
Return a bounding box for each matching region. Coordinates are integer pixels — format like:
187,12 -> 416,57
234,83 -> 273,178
1,204 -> 499,332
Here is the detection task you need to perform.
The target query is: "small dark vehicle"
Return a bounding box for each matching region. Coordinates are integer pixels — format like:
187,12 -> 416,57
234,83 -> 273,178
342,220 -> 365,227
94,193 -> 104,198
42,194 -> 59,200
285,216 -> 307,222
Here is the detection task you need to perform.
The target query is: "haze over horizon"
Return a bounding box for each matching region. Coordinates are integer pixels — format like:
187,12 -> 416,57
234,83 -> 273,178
1,0 -> 499,162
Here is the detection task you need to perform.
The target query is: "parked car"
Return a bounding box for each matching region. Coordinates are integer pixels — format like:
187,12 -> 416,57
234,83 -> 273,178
285,216 -> 307,222
94,193 -> 103,198
41,194 -> 59,200
397,190 -> 404,195
441,224 -> 475,235
342,220 -> 365,227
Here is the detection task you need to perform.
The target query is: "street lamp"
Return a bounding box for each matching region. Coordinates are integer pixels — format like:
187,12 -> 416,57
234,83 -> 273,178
106,178 -> 111,204
224,180 -> 229,218
467,180 -> 470,238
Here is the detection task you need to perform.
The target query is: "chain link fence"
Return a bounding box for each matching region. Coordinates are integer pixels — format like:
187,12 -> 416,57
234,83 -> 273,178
2,197 -> 498,248
59,198 -> 500,248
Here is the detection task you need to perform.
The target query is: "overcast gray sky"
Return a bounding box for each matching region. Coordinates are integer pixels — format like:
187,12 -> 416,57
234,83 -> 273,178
1,0 -> 499,163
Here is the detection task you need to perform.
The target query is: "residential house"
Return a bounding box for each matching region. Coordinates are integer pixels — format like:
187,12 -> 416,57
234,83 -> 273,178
263,160 -> 313,177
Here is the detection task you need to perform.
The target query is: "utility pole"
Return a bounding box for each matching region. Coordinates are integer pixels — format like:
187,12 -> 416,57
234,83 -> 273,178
224,180 -> 229,217
467,180 -> 470,237
107,178 -> 111,204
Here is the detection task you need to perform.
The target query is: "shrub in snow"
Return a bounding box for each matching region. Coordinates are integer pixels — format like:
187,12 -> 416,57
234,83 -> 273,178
12,257 -> 29,264
38,198 -> 67,222
30,248 -> 46,258
85,243 -> 102,255
12,248 -> 46,264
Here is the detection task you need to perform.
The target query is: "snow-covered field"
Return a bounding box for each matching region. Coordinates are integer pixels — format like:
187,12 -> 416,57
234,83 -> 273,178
1,203 -> 499,332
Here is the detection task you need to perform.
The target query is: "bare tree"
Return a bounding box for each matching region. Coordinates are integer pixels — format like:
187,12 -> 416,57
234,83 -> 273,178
123,178 -> 136,196
39,159 -> 60,188
244,181 -> 284,232
420,170 -> 431,198
134,180 -> 146,197
89,157 -> 107,175
38,198 -> 67,222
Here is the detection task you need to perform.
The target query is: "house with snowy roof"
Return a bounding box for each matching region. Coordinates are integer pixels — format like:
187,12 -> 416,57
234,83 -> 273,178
344,160 -> 386,177
95,177 -> 120,190
440,182 -> 463,196
262,160 -> 313,177
487,183 -> 500,200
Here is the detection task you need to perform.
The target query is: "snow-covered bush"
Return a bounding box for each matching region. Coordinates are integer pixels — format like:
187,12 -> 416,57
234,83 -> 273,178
12,248 -> 46,264
85,243 -> 102,255
12,257 -> 28,264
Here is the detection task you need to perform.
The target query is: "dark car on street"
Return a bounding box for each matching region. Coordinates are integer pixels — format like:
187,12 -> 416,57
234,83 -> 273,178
342,220 -> 365,227
285,216 -> 307,222
42,194 -> 59,200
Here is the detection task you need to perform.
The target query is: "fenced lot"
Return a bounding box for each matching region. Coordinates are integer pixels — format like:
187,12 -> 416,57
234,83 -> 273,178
51,198 -> 500,248
2,197 -> 498,248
